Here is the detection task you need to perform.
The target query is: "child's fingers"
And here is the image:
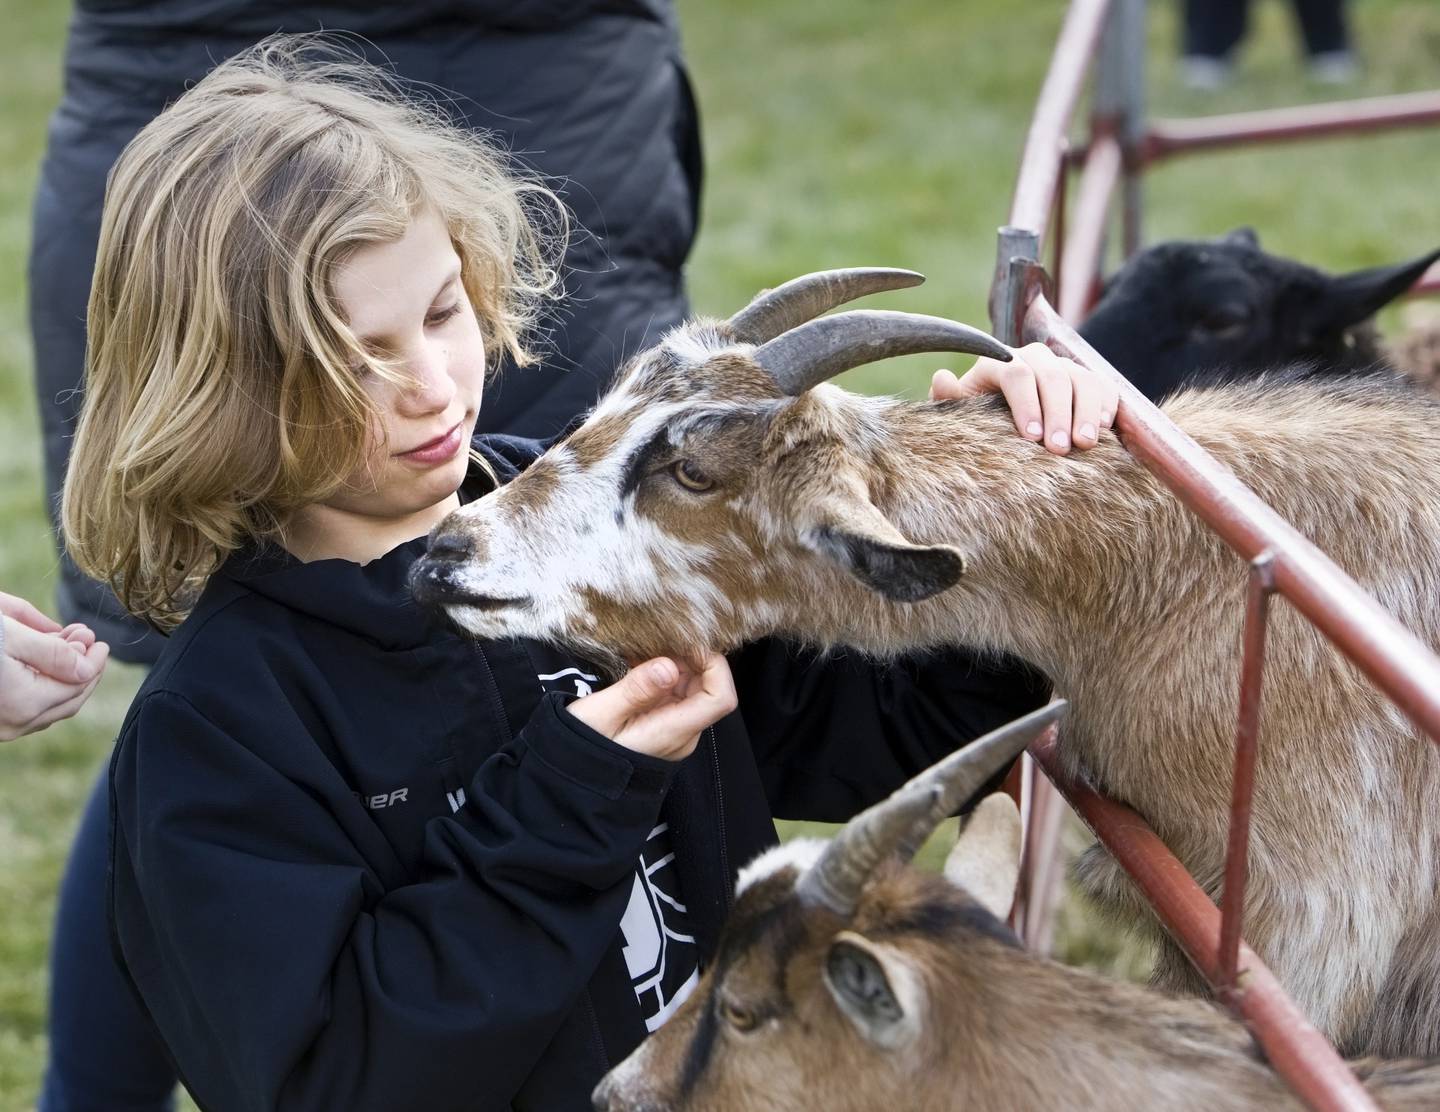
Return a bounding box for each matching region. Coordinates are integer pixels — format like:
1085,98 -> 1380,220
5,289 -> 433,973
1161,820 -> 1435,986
21,668 -> 106,735
0,654 -> 99,741
0,591 -> 64,634
3,619 -> 104,685
1070,367 -> 1109,449
61,624 -> 97,648
929,368 -> 963,401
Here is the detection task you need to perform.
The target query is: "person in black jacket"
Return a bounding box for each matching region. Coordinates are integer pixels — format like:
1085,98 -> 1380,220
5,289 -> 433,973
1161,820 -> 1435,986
60,37 -> 1104,1111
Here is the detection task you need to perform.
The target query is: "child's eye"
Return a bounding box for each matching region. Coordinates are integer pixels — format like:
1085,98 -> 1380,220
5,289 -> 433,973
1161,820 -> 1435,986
427,303 -> 463,327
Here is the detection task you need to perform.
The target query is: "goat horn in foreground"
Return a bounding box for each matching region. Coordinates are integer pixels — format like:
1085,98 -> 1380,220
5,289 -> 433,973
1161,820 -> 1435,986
727,268 -> 926,344
795,700 -> 1066,916
754,310 -> 1014,395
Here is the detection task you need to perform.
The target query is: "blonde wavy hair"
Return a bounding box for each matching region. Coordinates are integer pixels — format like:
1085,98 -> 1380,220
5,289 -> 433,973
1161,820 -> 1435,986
64,35 -> 564,629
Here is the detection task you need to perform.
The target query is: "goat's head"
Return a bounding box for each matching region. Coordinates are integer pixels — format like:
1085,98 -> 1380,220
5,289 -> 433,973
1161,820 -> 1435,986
1079,227 -> 1440,400
411,269 -> 1012,671
591,700 -> 1062,1112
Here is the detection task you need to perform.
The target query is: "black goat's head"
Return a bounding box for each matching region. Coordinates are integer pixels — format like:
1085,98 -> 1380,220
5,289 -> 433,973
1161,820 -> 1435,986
1079,227 -> 1440,400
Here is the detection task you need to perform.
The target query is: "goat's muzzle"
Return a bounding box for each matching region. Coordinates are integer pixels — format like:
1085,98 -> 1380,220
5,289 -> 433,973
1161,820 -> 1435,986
410,528 -> 528,616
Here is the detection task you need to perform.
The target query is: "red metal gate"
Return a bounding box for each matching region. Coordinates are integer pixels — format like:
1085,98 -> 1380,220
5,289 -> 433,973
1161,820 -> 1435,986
989,3 -> 1440,1109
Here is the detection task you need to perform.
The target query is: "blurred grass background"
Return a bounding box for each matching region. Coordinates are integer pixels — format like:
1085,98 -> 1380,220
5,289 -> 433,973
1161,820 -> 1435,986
0,0 -> 1436,1105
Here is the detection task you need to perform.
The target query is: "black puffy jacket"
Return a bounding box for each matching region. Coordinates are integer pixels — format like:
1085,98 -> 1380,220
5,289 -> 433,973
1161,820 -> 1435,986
30,0 -> 702,661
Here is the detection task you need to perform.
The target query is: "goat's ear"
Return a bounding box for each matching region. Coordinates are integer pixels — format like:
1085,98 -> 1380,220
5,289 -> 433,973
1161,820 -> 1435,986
1222,226 -> 1260,249
824,931 -> 926,1050
806,495 -> 964,603
1311,247 -> 1440,333
943,793 -> 1022,921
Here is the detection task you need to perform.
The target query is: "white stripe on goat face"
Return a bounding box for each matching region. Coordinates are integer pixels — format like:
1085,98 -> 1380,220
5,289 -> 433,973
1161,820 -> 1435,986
441,398 -> 726,647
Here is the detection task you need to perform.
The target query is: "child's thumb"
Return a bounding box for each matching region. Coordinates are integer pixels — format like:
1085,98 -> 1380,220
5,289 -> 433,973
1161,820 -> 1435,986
564,657 -> 681,740
619,658 -> 680,708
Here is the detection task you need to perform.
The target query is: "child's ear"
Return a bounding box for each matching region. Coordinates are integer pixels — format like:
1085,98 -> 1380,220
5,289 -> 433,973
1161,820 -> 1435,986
823,930 -> 926,1050
942,793 -> 1022,920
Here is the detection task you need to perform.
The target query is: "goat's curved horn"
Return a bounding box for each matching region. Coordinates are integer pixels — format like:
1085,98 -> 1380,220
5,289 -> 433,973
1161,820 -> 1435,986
795,701 -> 1066,916
727,268 -> 926,344
754,310 -> 1014,396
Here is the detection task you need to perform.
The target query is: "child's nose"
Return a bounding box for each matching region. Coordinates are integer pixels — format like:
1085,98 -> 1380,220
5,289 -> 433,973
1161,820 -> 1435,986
399,347 -> 457,413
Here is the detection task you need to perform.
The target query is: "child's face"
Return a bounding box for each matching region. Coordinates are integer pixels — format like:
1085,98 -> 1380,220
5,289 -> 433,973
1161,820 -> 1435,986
327,207 -> 486,529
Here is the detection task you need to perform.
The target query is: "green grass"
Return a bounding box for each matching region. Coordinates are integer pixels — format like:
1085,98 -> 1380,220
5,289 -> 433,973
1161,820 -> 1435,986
0,0 -> 1437,1105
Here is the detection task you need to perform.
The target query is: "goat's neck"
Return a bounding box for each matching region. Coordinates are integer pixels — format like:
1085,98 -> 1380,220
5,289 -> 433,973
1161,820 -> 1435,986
791,391 -> 1205,688
945,950 -> 1304,1111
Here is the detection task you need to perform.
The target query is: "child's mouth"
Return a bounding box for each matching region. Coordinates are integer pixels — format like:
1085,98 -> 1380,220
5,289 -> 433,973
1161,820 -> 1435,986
399,422 -> 463,465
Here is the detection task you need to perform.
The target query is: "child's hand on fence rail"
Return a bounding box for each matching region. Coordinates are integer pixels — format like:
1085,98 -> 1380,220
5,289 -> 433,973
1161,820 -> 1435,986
931,341 -> 1118,455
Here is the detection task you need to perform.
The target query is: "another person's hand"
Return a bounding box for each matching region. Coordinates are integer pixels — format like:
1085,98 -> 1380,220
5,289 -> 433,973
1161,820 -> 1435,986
931,341 -> 1120,455
566,653 -> 737,761
1,591 -> 110,741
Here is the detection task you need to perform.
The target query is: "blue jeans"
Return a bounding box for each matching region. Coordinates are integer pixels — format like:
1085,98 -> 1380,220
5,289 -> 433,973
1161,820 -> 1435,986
39,767 -> 176,1112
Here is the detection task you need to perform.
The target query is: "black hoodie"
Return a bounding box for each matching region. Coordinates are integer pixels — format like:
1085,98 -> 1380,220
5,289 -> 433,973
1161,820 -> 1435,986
108,436 -> 1046,1112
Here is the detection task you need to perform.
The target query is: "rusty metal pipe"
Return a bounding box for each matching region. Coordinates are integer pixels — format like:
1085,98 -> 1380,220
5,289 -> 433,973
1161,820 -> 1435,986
1218,552 -> 1276,991
1023,283 -> 1440,749
1007,0 -> 1114,239
1030,732 -> 1381,1112
1141,91 -> 1440,165
1058,130 -> 1121,322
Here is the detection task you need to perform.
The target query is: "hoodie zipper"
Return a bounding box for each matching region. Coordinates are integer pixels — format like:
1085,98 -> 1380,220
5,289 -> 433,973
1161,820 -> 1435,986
471,643 -> 515,747
707,726 -> 732,912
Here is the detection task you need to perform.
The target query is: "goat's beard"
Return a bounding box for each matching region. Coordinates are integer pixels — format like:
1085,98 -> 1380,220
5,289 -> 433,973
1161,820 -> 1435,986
550,623 -> 738,688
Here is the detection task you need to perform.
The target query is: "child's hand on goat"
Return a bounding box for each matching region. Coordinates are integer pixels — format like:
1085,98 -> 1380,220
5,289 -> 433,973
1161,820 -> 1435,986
930,341 -> 1118,455
565,652 -> 738,761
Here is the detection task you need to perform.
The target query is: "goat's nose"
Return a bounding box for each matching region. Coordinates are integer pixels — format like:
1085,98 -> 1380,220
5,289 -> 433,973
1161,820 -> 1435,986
426,530 -> 472,563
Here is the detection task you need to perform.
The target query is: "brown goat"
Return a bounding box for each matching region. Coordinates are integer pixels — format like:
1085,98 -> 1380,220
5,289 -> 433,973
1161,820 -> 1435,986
413,269 -> 1440,1057
591,705 -> 1440,1112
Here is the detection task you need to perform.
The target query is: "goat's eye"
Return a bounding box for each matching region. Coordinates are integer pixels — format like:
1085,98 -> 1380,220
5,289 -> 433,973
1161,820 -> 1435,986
1192,304 -> 1252,341
720,999 -> 760,1033
671,459 -> 715,492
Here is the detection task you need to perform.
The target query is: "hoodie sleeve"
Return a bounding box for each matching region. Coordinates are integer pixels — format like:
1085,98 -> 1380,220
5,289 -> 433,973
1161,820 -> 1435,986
110,689 -> 673,1112
729,640 -> 1050,823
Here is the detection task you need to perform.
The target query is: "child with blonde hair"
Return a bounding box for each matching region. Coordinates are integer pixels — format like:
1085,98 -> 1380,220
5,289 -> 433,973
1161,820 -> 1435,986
65,35 -> 1109,1110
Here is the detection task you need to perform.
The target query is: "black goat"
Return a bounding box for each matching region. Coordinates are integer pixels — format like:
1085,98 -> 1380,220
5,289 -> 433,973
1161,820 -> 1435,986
1078,228 -> 1440,400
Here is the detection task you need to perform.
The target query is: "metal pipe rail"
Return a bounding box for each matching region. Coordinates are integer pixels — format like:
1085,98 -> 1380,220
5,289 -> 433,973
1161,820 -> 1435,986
1005,0 -> 1113,241
1015,279 -> 1417,1112
1141,90 -> 1440,164
988,5 -> 1440,1106
1028,731 -> 1380,1112
1025,281 -> 1440,749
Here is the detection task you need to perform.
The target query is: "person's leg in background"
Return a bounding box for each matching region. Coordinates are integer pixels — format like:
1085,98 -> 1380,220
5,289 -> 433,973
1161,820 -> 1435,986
40,773 -> 176,1112
1291,0 -> 1358,83
1181,0 -> 1250,89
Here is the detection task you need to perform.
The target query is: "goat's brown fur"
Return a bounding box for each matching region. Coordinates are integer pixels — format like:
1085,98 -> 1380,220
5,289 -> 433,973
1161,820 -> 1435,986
426,325 -> 1440,1057
594,805 -> 1440,1111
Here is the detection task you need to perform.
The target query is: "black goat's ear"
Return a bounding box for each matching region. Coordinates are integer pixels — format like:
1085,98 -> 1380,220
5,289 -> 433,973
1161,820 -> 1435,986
824,932 -> 924,1049
801,475 -> 965,602
810,520 -> 965,603
1313,247 -> 1440,332
1222,226 -> 1260,249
